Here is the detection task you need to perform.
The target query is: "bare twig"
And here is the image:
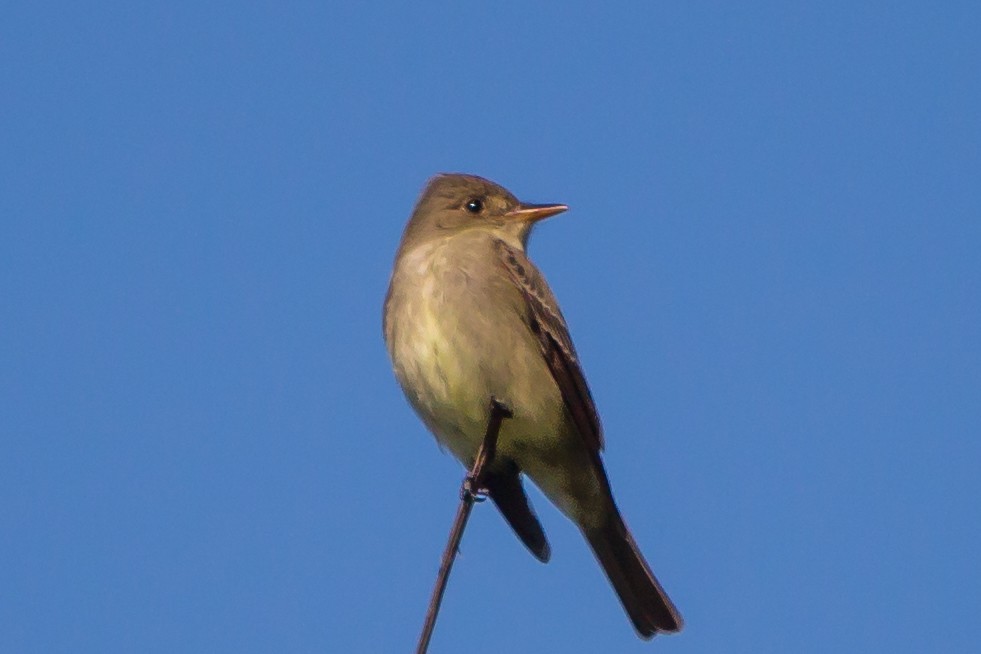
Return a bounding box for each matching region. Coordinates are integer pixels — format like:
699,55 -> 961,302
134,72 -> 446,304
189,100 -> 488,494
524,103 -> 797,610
415,398 -> 512,654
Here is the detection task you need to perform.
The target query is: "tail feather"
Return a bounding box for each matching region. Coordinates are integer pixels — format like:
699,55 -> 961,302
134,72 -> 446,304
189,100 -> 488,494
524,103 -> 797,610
584,515 -> 682,638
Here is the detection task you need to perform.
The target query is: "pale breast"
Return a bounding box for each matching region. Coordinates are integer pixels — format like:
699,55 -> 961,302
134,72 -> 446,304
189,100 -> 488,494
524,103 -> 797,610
387,239 -> 488,447
385,233 -> 566,463
385,232 -> 608,523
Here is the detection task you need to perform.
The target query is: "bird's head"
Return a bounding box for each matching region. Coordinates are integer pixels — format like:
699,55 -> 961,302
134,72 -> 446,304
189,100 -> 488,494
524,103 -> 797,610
400,173 -> 567,250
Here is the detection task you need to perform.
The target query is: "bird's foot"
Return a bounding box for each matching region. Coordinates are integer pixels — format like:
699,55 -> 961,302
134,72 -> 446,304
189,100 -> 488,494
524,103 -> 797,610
489,397 -> 513,419
461,476 -> 489,503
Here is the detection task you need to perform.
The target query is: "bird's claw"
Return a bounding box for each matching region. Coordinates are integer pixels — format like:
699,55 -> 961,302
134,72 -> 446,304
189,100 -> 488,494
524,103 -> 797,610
462,476 -> 489,503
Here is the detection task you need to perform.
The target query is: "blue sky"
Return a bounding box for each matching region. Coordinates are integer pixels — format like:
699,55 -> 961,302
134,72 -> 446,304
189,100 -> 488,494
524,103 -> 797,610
2,2 -> 979,652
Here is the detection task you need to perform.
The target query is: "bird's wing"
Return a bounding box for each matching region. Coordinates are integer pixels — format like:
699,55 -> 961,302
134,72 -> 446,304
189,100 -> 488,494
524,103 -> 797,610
495,239 -> 604,453
484,459 -> 551,562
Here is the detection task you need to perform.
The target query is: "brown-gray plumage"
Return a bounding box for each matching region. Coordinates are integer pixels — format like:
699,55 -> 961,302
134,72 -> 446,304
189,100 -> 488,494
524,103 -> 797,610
383,173 -> 682,638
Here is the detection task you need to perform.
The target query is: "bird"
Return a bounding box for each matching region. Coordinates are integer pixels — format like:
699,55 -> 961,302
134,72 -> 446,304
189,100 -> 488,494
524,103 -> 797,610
383,173 -> 682,638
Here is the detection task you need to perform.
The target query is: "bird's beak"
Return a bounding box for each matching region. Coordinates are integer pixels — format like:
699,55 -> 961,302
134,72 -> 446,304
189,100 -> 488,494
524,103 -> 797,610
505,202 -> 568,223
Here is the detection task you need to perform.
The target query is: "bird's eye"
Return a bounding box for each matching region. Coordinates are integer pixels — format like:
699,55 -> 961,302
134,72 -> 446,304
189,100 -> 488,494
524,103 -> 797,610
464,198 -> 483,214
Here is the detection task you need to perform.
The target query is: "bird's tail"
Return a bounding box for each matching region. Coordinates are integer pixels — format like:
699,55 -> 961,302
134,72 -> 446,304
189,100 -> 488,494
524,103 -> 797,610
584,513 -> 683,638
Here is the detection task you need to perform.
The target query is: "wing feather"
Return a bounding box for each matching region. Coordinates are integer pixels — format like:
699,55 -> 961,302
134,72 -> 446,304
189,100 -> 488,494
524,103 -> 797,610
495,239 -> 604,453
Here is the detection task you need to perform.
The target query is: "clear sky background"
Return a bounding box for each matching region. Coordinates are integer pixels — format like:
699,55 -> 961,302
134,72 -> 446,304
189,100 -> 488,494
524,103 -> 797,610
2,2 -> 979,653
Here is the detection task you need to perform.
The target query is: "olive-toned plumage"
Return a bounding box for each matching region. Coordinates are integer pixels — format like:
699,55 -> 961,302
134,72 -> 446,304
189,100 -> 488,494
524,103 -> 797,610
383,173 -> 682,638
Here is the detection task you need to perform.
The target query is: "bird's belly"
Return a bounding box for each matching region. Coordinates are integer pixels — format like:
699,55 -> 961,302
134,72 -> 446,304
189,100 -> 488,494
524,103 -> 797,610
391,278 -> 566,467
